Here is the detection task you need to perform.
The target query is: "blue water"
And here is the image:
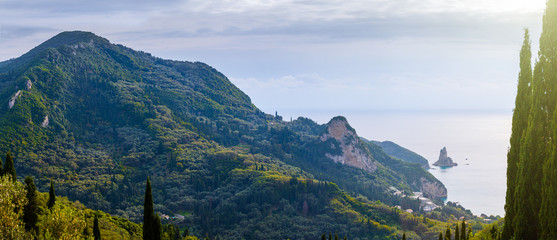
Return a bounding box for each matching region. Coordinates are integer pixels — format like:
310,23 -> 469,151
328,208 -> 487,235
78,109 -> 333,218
274,109 -> 511,217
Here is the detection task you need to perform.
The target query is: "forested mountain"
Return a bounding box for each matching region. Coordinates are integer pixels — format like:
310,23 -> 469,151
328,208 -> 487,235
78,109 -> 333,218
0,31 -> 465,239
370,140 -> 430,169
503,0 -> 557,239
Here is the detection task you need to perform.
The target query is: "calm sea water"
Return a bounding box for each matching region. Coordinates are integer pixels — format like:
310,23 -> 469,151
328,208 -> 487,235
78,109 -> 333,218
277,109 -> 511,217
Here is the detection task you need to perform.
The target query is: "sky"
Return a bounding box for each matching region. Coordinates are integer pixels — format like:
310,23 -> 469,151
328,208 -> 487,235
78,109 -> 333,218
0,0 -> 547,118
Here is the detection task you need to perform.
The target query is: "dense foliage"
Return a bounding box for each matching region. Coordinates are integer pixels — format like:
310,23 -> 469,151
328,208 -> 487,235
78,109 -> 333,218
504,1 -> 557,239
0,30 -> 487,239
370,141 -> 430,169
0,174 -> 145,239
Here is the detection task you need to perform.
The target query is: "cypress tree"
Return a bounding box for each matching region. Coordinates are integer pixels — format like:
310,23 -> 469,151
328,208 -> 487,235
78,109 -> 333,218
23,176 -> 38,233
439,232 -> 443,240
47,179 -> 55,209
4,152 -> 16,181
144,177 -> 154,240
455,224 -> 459,240
402,233 -> 406,240
93,215 -> 101,240
0,154 -> 3,176
503,29 -> 533,240
539,1 -> 557,239
321,234 -> 326,240
153,214 -> 162,240
461,220 -> 466,240
513,34 -> 549,240
445,228 -> 451,240
183,227 -> 189,238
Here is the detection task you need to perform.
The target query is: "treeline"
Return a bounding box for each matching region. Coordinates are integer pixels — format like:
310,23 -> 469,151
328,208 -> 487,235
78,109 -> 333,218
0,152 -> 202,240
503,1 -> 557,239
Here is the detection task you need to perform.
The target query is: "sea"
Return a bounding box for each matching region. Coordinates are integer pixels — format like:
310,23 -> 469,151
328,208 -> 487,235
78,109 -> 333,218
277,109 -> 511,217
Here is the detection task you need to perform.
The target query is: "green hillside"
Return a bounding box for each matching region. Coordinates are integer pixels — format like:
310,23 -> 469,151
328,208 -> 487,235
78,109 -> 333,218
0,31 -> 481,239
370,141 -> 430,169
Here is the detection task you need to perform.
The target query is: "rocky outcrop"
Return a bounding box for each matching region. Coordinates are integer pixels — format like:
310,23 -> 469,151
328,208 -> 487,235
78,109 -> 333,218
432,147 -> 457,167
419,177 -> 447,199
320,116 -> 377,173
41,115 -> 49,127
8,90 -> 22,109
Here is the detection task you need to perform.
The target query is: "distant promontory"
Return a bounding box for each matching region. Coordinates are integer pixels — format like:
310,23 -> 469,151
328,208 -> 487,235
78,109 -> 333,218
432,147 -> 457,167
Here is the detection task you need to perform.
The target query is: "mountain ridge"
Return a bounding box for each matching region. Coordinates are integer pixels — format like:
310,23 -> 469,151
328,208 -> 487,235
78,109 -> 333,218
0,31 -> 459,239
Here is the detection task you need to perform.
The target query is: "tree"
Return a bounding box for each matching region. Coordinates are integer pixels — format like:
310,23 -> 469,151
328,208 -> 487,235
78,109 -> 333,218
0,154 -> 3,176
503,28 -> 533,240
540,1 -> 557,238
47,179 -> 56,209
513,27 -> 547,240
455,224 -> 459,240
402,232 -> 406,240
4,152 -> 16,181
23,176 -> 39,233
445,228 -> 451,240
0,175 -> 31,239
461,220 -> 466,240
321,234 -> 326,240
183,227 -> 189,238
153,214 -> 161,240
439,232 -> 443,240
93,215 -> 101,240
37,203 -> 86,239
144,177 -> 154,240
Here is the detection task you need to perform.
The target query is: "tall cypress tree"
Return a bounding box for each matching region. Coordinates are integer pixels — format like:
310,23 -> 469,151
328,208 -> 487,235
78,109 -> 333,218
47,179 -> 56,209
539,1 -> 557,239
153,214 -> 162,240
4,152 -> 16,181
445,228 -> 451,240
23,176 -> 38,233
0,154 -> 3,176
461,220 -> 466,240
503,29 -> 533,240
439,233 -> 443,240
402,233 -> 406,240
93,215 -> 101,240
513,50 -> 545,240
144,177 -> 154,240
455,224 -> 459,240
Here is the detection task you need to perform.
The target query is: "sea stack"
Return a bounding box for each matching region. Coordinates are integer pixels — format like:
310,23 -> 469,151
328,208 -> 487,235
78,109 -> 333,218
432,147 -> 457,167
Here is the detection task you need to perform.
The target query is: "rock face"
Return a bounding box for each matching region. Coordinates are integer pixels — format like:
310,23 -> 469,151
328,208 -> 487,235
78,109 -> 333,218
8,90 -> 22,109
320,116 -> 377,173
419,177 -> 447,199
432,147 -> 457,167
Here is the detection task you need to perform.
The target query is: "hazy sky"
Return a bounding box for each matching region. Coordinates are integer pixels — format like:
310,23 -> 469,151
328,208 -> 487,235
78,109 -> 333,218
0,0 -> 547,118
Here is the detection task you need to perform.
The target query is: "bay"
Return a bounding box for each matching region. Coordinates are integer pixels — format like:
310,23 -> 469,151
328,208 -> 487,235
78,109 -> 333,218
275,109 -> 511,217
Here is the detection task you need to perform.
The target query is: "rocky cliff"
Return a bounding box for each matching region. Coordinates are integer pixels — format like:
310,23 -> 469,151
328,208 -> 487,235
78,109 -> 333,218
418,177 -> 448,199
320,116 -> 377,173
433,147 -> 457,167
